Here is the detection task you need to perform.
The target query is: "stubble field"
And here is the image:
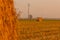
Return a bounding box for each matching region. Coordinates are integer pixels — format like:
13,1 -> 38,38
16,19 -> 60,40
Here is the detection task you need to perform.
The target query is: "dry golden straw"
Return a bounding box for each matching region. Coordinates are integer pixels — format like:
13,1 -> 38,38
0,0 -> 18,40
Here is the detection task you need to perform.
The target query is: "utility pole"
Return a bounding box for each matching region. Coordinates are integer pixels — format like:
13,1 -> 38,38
28,3 -> 30,19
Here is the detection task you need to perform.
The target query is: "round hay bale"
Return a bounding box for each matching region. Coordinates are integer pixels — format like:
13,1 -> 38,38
37,17 -> 43,22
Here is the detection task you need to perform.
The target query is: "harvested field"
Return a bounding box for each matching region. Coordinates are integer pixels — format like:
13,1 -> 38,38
16,20 -> 60,40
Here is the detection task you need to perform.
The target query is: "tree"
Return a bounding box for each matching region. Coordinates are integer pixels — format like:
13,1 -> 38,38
28,14 -> 33,20
16,10 -> 22,19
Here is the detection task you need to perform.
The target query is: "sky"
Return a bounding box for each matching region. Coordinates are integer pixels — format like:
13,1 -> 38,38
14,0 -> 60,18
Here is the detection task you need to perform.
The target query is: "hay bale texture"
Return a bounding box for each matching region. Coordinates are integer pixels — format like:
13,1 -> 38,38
0,0 -> 17,40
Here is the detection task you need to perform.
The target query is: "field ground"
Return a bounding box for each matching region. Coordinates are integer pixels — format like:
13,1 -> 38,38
16,19 -> 60,40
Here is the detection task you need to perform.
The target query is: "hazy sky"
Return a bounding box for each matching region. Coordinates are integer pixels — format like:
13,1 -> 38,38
14,0 -> 60,18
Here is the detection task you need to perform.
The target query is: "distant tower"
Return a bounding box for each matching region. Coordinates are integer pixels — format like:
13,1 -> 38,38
0,0 -> 17,40
28,3 -> 30,19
